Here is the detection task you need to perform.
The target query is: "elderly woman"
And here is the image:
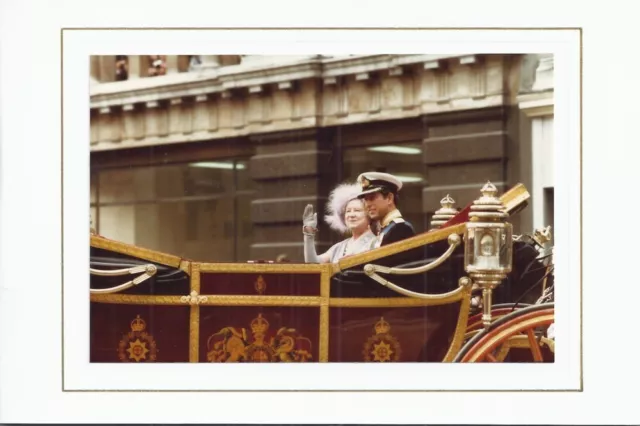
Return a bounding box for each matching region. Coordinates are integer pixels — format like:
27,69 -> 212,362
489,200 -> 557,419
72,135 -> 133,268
302,182 -> 376,263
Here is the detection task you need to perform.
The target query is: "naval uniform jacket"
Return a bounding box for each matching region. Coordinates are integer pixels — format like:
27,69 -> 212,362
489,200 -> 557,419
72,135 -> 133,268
371,209 -> 420,269
374,210 -> 415,248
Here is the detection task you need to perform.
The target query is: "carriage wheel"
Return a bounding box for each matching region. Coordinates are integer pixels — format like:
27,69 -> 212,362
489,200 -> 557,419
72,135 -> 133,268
454,303 -> 554,363
466,303 -> 532,333
464,303 -> 533,343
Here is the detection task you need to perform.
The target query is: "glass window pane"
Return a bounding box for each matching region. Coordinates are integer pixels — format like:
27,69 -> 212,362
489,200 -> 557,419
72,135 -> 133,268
90,173 -> 97,204
343,143 -> 425,234
181,198 -> 234,262
163,162 -> 234,198
90,207 -> 97,232
236,193 -> 254,262
98,205 -> 136,245
99,199 -> 235,262
235,159 -> 255,191
98,163 -> 235,204
153,165 -> 188,199
99,169 -> 136,203
94,159 -> 254,261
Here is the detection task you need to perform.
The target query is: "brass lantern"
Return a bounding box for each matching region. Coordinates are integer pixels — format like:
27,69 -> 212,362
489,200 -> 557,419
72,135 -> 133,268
464,182 -> 513,328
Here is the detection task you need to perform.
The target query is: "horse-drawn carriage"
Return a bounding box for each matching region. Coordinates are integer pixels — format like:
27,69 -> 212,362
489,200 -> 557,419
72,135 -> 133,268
89,182 -> 554,363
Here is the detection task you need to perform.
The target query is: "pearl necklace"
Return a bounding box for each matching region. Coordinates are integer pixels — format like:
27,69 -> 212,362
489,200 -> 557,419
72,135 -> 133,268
342,237 -> 355,257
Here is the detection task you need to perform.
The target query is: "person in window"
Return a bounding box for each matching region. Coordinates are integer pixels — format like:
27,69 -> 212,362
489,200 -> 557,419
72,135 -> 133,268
115,55 -> 128,81
148,55 -> 167,77
302,182 -> 376,263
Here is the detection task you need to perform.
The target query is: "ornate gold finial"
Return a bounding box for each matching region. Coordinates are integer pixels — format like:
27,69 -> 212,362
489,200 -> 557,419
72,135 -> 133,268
254,275 -> 267,295
374,317 -> 391,335
131,315 -> 146,332
469,181 -> 507,221
533,225 -> 552,247
481,181 -> 498,197
441,193 -> 455,207
430,194 -> 458,229
250,313 -> 269,336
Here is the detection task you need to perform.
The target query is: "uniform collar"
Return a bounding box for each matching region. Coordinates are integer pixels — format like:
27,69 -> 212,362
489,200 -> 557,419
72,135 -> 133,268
380,208 -> 402,228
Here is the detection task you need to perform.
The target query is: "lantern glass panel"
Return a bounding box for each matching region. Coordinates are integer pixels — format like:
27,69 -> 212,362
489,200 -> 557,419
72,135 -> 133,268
464,227 -> 476,271
464,223 -> 513,273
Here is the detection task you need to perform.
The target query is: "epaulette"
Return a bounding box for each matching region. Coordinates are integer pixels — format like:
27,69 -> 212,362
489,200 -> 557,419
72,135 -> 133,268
391,218 -> 405,224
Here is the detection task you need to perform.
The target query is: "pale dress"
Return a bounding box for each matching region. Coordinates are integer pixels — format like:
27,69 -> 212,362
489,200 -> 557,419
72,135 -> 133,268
322,230 -> 377,263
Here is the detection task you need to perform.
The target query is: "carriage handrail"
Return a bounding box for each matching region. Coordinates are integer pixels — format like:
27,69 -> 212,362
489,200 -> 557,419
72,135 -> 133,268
89,264 -> 157,294
363,233 -> 464,299
364,233 -> 460,276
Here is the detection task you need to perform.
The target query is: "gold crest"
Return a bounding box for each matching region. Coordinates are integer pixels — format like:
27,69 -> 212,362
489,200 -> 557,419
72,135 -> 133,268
206,313 -> 313,363
254,275 -> 267,295
363,317 -> 401,362
118,315 -> 158,362
360,177 -> 371,189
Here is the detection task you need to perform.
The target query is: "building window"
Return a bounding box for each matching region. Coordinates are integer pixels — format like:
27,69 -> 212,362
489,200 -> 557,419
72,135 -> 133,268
342,142 -> 426,234
90,159 -> 254,262
115,55 -> 129,81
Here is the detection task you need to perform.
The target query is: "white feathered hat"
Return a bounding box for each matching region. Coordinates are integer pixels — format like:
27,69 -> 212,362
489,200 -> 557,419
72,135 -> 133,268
324,182 -> 365,234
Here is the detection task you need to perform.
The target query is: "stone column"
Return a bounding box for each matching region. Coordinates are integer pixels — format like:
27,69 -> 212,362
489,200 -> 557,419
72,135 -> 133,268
127,55 -> 141,79
249,128 -> 339,261
165,55 -> 179,74
90,56 -> 100,83
200,55 -> 220,69
98,55 -> 116,83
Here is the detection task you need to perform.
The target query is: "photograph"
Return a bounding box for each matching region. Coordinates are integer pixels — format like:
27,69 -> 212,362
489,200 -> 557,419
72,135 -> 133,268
88,52 -> 557,365
8,7 -> 633,421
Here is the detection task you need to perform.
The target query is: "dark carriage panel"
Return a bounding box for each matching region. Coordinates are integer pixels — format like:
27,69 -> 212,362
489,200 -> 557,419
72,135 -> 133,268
199,306 -> 319,362
329,304 -> 462,362
200,272 -> 320,296
90,246 -> 190,295
90,303 -> 190,362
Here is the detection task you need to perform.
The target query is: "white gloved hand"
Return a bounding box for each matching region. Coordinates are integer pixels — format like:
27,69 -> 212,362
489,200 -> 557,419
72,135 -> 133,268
302,204 -> 317,235
302,204 -> 321,263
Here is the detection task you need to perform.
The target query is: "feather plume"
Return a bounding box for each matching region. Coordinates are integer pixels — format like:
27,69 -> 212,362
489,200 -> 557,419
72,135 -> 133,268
324,182 -> 364,234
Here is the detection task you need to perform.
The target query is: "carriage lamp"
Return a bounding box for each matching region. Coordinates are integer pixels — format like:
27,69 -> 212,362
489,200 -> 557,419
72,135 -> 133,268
464,182 -> 513,328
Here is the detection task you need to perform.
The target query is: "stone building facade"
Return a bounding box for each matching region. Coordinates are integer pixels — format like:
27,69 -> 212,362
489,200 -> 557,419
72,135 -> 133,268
89,54 -> 554,262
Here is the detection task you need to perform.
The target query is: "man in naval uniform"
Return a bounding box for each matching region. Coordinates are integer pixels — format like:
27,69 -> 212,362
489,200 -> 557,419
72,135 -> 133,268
356,172 -> 416,250
357,172 -> 443,362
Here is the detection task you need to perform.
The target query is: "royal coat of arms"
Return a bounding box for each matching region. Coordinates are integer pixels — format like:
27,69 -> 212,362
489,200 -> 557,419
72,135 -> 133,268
117,315 -> 158,362
363,317 -> 402,362
206,313 -> 313,362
